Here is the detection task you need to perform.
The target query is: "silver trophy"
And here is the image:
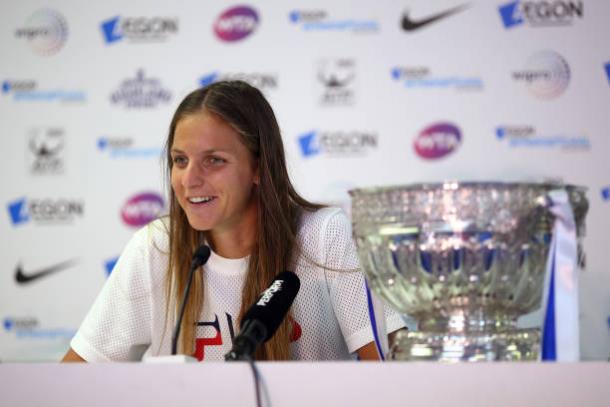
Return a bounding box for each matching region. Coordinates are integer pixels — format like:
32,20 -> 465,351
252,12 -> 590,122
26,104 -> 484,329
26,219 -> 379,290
350,182 -> 587,361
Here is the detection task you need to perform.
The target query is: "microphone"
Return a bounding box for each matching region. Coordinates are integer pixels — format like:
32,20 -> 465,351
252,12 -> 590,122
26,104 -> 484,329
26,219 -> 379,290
225,271 -> 300,361
171,244 -> 211,356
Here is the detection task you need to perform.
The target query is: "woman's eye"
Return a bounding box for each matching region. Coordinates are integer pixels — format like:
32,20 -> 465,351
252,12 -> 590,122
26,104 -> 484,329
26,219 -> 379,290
206,156 -> 226,166
172,156 -> 187,166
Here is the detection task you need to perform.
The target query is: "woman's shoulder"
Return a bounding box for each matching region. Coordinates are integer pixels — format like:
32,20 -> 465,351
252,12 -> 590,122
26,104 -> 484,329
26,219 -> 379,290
127,216 -> 170,256
298,206 -> 352,244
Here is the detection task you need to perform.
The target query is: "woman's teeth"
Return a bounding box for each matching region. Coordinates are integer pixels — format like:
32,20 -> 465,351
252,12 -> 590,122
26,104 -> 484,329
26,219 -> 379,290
188,196 -> 215,204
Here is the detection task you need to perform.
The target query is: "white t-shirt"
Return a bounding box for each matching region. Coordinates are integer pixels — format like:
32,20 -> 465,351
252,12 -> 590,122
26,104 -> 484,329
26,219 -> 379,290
71,207 -> 403,361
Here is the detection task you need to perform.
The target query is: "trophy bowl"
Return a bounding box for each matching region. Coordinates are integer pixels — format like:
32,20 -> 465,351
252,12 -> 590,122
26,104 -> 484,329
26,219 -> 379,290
349,182 -> 587,362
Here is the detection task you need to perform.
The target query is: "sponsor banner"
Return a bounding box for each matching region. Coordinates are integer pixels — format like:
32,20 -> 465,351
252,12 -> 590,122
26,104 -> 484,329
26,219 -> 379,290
199,71 -> 278,91
14,9 -> 68,55
414,122 -> 462,160
121,192 -> 165,227
100,15 -> 178,44
289,9 -> 378,33
27,128 -> 65,175
3,317 -> 75,340
316,58 -> 356,106
495,125 -> 590,150
6,197 -> 84,226
391,66 -> 483,91
97,136 -> 162,159
110,70 -> 171,108
214,6 -> 258,42
2,80 -> 86,103
512,50 -> 570,99
400,4 -> 469,33
298,130 -> 377,158
499,0 -> 584,29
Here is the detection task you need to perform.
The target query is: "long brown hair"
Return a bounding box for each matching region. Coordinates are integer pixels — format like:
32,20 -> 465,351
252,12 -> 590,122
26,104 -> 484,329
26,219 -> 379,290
164,81 -> 322,360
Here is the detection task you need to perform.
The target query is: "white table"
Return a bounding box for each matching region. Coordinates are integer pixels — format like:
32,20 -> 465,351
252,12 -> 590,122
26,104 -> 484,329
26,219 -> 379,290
1,362 -> 609,406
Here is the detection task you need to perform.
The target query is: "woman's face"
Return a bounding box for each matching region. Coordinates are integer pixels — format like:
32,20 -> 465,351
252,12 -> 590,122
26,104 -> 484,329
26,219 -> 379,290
170,111 -> 259,234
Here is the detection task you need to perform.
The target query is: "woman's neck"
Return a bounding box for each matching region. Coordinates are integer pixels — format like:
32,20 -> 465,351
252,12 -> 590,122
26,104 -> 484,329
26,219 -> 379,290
208,201 -> 258,259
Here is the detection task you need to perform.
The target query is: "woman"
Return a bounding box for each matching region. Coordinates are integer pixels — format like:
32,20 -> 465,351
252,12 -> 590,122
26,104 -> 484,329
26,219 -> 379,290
62,80 -> 402,362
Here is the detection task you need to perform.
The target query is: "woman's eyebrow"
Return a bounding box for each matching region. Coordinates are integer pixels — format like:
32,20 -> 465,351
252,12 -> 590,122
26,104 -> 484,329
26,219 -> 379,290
170,147 -> 234,154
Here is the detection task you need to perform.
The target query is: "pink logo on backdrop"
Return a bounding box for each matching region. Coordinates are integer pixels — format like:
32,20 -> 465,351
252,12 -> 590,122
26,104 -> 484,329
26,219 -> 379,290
414,122 -> 461,160
121,192 -> 164,227
214,6 -> 259,42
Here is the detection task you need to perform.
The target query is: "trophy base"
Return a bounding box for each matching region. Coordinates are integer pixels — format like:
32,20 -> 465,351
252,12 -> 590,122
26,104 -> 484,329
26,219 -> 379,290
388,328 -> 540,362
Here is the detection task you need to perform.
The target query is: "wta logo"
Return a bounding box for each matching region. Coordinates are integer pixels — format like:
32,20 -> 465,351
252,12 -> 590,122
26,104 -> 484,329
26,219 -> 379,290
414,122 -> 462,160
214,6 -> 259,42
121,192 -> 164,227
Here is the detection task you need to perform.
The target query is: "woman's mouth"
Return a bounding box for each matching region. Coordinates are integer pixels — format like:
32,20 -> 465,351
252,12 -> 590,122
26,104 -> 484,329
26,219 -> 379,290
187,196 -> 217,205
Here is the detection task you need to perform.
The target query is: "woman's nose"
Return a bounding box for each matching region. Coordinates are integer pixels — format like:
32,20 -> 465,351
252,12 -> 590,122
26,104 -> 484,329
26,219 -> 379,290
182,163 -> 204,188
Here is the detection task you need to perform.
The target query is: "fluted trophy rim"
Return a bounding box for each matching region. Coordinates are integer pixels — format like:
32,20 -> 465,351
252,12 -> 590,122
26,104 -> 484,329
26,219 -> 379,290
348,180 -> 587,197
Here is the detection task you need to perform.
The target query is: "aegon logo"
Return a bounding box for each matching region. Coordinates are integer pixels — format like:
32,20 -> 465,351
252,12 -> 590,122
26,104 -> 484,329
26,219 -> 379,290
257,280 -> 284,306
496,125 -> 589,149
7,197 -> 84,226
121,192 -> 164,227
214,6 -> 259,42
298,130 -> 378,157
199,71 -> 278,91
414,123 -> 462,160
601,187 -> 609,201
499,1 -> 583,29
100,16 -> 178,44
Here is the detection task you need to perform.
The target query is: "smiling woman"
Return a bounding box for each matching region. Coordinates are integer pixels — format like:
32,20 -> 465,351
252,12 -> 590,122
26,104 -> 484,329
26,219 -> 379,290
61,80 -> 403,363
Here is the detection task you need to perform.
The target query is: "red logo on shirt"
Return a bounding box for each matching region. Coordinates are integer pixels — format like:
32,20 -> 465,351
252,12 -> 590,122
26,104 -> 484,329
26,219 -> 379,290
193,313 -> 302,361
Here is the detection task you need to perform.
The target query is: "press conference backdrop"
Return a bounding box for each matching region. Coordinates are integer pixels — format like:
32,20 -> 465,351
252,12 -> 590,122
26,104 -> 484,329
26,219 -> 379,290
1,0 -> 609,362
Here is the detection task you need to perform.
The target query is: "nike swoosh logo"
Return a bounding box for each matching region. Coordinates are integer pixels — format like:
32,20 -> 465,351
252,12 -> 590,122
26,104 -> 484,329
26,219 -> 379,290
401,4 -> 469,32
15,259 -> 78,284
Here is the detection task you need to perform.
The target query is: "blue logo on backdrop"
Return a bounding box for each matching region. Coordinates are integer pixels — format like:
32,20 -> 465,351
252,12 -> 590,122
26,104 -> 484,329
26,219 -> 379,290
289,9 -> 378,32
391,66 -> 483,90
499,1 -> 584,29
6,197 -> 84,226
602,187 -> 610,201
97,136 -> 161,158
298,132 -> 321,157
2,79 -> 85,102
104,257 -> 119,276
297,130 -> 378,158
495,125 -> 590,150
199,71 -> 278,91
7,198 -> 29,225
101,15 -> 178,44
101,16 -> 122,43
3,317 -> 75,339
605,62 -> 610,85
